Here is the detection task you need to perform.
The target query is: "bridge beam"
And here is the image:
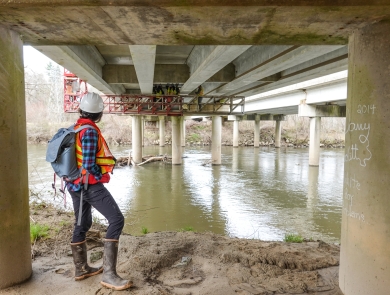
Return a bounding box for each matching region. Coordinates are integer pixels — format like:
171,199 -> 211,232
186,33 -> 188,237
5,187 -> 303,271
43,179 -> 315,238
180,46 -> 250,94
129,45 -> 156,94
0,26 -> 32,289
210,46 -> 343,96
240,45 -> 348,97
34,45 -> 124,94
298,104 -> 346,117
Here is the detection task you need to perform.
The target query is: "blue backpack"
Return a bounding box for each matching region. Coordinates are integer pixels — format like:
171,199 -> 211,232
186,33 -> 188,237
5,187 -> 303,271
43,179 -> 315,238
46,124 -> 95,181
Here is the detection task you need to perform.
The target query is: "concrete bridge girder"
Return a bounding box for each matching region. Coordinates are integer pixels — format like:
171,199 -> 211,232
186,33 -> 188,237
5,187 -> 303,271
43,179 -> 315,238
298,104 -> 346,117
32,43 -> 349,101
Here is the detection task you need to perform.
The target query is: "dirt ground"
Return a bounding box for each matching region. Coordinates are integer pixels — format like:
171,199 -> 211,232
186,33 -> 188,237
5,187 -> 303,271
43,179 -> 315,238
1,204 -> 343,295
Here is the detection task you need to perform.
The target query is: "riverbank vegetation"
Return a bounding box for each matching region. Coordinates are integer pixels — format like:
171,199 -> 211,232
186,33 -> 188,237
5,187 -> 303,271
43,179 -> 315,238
26,113 -> 345,148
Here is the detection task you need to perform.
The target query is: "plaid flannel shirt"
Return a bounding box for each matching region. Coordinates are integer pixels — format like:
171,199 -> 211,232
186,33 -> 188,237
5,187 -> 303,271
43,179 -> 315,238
66,128 -> 102,192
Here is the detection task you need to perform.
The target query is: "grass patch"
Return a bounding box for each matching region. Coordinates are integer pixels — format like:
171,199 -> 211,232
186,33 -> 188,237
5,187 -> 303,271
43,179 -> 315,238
179,226 -> 195,232
141,226 -> 149,235
284,233 -> 304,243
30,223 -> 50,243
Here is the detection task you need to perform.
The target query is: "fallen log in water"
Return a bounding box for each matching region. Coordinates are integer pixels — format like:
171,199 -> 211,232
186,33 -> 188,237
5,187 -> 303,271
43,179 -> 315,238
116,154 -> 171,167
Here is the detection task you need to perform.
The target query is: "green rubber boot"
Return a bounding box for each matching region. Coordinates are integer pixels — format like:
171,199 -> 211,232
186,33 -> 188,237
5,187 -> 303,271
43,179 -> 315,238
100,239 -> 133,291
70,240 -> 103,281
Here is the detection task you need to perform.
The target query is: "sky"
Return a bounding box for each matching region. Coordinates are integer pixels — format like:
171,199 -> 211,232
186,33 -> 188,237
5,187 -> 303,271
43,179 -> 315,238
23,46 -> 59,74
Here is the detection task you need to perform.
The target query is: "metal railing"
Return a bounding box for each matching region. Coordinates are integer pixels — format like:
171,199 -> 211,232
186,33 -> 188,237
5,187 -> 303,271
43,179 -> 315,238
64,94 -> 245,116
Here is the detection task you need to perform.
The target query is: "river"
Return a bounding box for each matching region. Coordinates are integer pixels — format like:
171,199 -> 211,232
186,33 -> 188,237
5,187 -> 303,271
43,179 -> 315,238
28,144 -> 344,243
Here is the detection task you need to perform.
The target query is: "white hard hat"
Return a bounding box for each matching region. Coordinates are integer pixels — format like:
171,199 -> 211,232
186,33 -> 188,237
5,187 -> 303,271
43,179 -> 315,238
80,92 -> 104,113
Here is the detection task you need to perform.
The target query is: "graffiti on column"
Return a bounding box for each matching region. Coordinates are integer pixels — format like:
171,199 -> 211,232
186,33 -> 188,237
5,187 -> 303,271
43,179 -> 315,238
344,172 -> 365,221
344,104 -> 375,166
343,104 -> 375,221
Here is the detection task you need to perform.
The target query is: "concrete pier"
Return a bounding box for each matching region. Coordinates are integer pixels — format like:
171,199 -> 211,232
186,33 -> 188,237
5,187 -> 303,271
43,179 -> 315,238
339,21 -> 390,295
159,116 -> 165,147
309,117 -> 321,166
0,26 -> 32,289
212,116 -> 222,165
132,116 -> 143,163
181,117 -> 186,147
171,116 -> 182,165
233,120 -> 239,148
141,116 -> 145,147
274,120 -> 282,148
254,115 -> 260,148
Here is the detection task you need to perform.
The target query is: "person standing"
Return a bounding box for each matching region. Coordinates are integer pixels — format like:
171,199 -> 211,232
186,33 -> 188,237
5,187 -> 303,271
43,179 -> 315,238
67,92 -> 132,291
195,85 -> 204,110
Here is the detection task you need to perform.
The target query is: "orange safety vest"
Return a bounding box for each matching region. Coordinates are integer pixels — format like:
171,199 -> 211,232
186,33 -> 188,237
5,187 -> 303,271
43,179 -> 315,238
73,123 -> 116,185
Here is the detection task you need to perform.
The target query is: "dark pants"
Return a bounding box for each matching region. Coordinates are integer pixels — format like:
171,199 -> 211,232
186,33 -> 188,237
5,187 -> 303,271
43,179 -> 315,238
69,183 -> 124,243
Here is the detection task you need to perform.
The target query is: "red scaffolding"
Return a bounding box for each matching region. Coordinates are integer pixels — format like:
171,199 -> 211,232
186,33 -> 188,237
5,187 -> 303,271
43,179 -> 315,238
63,70 -> 244,116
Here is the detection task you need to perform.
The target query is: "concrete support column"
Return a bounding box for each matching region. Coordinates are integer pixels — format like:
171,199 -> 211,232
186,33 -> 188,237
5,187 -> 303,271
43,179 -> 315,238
159,116 -> 165,147
308,117 -> 321,166
233,120 -> 239,147
132,116 -> 143,163
180,117 -> 186,147
254,115 -> 260,148
339,21 -> 390,295
275,120 -> 282,148
171,116 -> 182,165
212,116 -> 222,165
141,117 -> 145,147
0,26 -> 32,289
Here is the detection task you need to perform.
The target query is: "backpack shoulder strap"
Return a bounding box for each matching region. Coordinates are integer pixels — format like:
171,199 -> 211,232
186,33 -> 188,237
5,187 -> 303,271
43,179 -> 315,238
73,124 -> 97,133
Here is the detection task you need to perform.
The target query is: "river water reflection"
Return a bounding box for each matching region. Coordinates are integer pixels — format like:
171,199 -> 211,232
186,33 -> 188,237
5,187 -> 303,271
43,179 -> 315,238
28,145 -> 344,243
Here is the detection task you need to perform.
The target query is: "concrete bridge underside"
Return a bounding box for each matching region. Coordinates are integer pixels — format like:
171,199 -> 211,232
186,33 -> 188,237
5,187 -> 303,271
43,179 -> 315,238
1,2 -> 390,295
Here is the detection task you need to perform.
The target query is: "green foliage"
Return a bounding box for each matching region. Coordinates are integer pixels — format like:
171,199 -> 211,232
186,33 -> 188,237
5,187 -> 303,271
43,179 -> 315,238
196,125 -> 207,130
284,233 -> 304,243
141,226 -> 149,235
188,133 -> 201,142
179,226 -> 195,232
30,223 -> 49,243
